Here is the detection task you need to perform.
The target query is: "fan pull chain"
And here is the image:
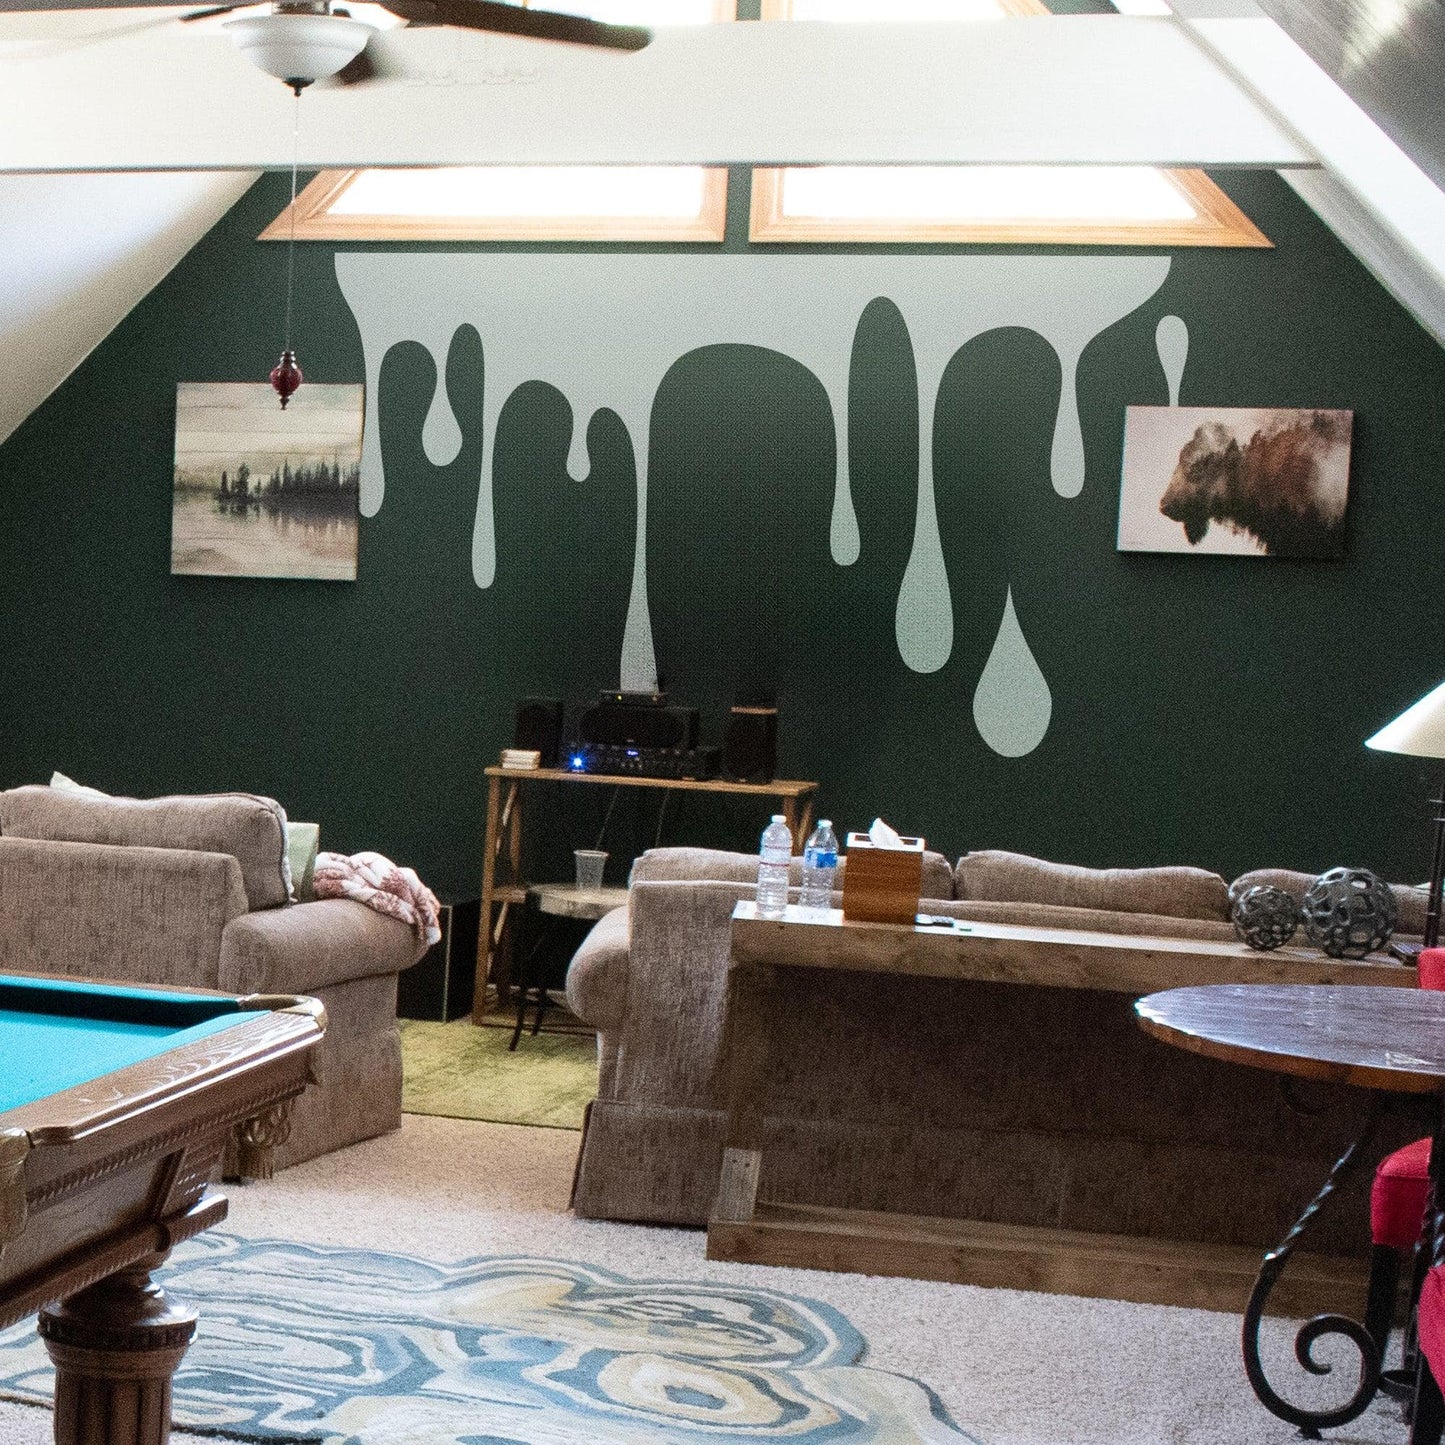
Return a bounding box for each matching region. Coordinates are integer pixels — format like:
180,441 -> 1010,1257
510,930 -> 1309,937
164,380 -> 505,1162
270,88 -> 304,409
284,88 -> 299,352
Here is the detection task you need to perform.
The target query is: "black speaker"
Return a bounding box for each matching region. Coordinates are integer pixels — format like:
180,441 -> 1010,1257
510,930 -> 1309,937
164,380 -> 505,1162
723,706 -> 778,782
396,897 -> 480,1022
514,697 -> 564,768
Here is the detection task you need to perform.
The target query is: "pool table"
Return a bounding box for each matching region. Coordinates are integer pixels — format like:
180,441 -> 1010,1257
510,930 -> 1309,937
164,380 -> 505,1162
0,971 -> 325,1445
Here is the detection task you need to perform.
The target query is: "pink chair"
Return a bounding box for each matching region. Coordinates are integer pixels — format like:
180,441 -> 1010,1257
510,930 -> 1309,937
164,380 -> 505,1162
1365,950 -> 1445,1390
1414,1262 -> 1445,1441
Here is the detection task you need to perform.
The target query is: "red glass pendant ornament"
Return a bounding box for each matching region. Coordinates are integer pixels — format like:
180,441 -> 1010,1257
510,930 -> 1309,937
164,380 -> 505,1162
270,349 -> 302,409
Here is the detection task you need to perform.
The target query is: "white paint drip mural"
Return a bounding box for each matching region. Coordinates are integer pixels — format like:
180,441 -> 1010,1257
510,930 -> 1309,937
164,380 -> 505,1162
335,254 -> 1175,756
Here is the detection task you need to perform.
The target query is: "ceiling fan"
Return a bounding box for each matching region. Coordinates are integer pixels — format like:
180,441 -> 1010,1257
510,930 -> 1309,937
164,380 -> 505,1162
215,0 -> 652,89
3,0 -> 653,90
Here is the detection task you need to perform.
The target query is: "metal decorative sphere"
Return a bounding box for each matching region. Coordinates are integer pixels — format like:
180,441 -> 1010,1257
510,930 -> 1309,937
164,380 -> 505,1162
1231,884 -> 1301,951
1300,867 -> 1396,959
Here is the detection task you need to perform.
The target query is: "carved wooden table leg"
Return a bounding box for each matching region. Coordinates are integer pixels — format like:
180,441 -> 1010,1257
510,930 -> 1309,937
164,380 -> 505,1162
233,1099 -> 294,1182
39,1251 -> 197,1445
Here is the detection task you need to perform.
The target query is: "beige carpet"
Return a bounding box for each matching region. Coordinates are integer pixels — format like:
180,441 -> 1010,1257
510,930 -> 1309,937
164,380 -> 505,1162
0,1115 -> 1417,1445
400,1012 -> 597,1130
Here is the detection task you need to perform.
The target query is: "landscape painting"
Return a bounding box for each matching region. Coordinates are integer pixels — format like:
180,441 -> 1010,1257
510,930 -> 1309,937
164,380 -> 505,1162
171,382 -> 364,580
1117,406 -> 1353,558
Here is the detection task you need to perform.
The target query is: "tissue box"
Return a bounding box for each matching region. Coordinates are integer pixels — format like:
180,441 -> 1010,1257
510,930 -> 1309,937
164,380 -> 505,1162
841,832 -> 925,924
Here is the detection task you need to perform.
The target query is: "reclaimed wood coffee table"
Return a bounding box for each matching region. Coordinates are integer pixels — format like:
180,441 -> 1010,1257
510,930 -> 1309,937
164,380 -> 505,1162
706,905 -> 1416,1314
1136,983 -> 1445,1441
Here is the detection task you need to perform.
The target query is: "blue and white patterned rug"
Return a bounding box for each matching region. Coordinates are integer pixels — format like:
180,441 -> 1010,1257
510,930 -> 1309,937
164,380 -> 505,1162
0,1234 -> 980,1444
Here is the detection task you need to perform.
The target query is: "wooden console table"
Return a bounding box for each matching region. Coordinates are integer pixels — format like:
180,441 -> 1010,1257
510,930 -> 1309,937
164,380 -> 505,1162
706,904 -> 1415,1313
473,766 -> 817,1025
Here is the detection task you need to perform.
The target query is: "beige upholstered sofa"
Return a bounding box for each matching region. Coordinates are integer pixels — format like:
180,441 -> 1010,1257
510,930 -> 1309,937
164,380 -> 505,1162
565,846 -> 1425,1244
0,785 -> 428,1173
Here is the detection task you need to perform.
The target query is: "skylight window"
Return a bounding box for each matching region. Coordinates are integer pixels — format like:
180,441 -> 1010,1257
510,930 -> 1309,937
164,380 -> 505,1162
263,167 -> 729,242
750,166 -> 1269,245
331,167 -> 708,221
777,166 -> 1198,223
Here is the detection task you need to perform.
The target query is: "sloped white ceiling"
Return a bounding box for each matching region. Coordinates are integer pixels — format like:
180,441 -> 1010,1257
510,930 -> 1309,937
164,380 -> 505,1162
0,170 -> 255,446
1172,1 -> 1445,347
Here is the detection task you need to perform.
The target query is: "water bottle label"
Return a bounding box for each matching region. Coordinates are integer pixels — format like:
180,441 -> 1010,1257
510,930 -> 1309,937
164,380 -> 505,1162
806,849 -> 838,869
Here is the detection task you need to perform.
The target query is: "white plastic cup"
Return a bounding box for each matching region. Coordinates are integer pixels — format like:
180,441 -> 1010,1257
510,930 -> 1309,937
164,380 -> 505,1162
574,849 -> 608,891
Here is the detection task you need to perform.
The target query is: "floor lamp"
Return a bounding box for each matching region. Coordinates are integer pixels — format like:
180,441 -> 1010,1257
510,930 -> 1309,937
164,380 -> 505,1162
1366,679 -> 1445,951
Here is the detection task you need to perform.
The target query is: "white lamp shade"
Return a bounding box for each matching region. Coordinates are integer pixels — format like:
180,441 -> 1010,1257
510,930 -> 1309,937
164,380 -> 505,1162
225,12 -> 375,85
1366,678 -> 1445,759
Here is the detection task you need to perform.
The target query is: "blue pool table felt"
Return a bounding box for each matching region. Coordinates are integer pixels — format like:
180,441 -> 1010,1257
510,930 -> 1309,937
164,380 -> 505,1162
0,977 -> 269,1114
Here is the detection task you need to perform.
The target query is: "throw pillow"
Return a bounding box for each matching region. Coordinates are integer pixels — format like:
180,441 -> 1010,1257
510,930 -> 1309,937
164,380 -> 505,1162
48,771 -> 110,800
954,849 -> 1231,921
287,821 -> 321,902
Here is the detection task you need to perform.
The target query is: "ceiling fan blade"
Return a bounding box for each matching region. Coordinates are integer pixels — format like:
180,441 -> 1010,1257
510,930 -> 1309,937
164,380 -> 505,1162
402,0 -> 650,50
328,43 -> 386,84
178,4 -> 246,20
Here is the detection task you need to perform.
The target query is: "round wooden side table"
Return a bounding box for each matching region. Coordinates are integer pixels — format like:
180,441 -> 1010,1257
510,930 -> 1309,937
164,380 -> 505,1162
511,883 -> 629,1050
1137,983 -> 1445,1441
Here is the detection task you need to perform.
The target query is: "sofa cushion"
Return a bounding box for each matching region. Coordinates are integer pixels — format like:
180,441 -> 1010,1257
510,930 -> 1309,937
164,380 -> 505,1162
0,784 -> 291,911
928,896 -> 1239,942
630,845 -> 954,900
954,850 -> 1231,922
0,836 -> 247,987
1230,867 -> 1428,936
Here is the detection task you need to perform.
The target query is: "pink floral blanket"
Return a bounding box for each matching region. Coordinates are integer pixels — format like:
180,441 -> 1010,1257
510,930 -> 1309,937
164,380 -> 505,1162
314,850 -> 442,947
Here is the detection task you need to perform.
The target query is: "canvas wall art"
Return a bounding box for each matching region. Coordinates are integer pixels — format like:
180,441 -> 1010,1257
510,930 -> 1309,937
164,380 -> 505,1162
1117,406 -> 1353,558
171,382 -> 364,580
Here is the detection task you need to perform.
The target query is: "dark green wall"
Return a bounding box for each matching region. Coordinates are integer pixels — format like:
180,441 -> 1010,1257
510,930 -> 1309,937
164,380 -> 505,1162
2,167 -> 1442,896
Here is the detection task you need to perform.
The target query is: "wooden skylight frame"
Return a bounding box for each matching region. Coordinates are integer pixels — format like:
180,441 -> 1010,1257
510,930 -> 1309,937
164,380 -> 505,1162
747,166 -> 1271,247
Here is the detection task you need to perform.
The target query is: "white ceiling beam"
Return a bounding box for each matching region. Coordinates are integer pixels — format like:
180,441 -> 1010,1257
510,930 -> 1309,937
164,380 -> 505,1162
0,11 -> 1315,171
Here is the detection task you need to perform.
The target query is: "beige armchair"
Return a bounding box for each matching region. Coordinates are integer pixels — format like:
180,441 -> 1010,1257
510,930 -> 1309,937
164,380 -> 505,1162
0,785 -> 427,1173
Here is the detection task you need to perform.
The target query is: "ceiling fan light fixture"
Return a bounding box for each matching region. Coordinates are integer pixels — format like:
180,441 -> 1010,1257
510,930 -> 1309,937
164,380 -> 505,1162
225,10 -> 375,88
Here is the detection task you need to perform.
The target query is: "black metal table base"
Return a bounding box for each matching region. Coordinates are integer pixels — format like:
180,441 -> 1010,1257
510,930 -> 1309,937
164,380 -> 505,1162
1241,1094 -> 1386,1438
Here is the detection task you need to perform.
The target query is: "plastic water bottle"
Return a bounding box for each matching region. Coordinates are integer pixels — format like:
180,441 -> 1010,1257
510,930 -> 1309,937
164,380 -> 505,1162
756,814 -> 793,917
799,820 -> 838,911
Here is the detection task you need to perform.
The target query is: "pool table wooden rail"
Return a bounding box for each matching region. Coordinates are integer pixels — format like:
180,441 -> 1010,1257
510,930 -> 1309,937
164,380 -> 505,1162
0,996 -> 323,1327
0,989 -> 324,1445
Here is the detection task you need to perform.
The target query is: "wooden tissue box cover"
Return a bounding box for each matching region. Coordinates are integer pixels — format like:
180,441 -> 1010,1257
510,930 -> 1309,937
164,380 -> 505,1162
841,833 -> 925,924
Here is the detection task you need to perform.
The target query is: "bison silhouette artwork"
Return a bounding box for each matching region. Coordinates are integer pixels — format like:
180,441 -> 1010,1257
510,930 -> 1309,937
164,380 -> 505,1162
1118,406 -> 1354,557
1157,409 -> 1352,558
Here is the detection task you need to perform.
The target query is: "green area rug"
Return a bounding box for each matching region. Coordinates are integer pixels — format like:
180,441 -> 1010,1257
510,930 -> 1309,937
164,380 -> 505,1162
400,1016 -> 597,1130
